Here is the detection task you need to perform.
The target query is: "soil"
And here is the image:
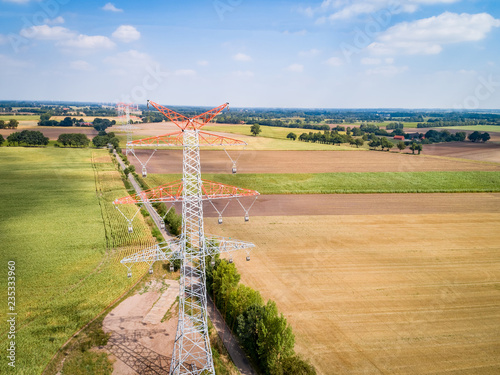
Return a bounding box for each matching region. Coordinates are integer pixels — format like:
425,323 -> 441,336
103,280 -> 178,375
201,192 -> 500,217
204,210 -> 500,375
416,141 -> 500,163
129,149 -> 500,175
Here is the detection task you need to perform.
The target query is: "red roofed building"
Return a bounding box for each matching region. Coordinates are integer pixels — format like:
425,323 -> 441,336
394,135 -> 405,141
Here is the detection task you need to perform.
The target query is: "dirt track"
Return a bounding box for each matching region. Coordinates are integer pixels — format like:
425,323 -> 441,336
130,149 -> 500,174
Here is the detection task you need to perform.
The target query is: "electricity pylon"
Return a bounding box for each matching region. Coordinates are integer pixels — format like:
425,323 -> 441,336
117,102 -> 137,155
113,101 -> 259,374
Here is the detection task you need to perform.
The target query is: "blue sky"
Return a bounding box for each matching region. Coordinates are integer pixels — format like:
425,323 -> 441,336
0,0 -> 499,108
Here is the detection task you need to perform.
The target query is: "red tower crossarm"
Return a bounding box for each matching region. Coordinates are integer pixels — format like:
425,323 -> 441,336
113,179 -> 259,204
147,100 -> 189,129
190,102 -> 229,129
129,131 -> 185,147
201,180 -> 259,199
128,130 -> 246,147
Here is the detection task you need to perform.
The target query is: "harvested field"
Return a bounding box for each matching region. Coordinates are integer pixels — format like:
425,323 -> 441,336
205,211 -> 500,375
201,192 -> 500,217
130,149 -> 500,174
0,126 -> 98,140
420,141 -> 500,163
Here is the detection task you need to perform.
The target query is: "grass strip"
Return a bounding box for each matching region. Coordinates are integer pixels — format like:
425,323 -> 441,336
148,171 -> 500,194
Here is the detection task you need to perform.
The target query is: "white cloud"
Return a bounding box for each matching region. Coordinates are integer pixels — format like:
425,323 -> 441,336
286,63 -> 304,72
367,12 -> 500,55
70,60 -> 92,71
197,60 -> 209,66
313,0 -> 460,21
175,69 -> 196,77
366,65 -> 408,76
233,70 -> 254,77
325,57 -> 343,66
20,25 -> 74,40
233,53 -> 252,62
59,35 -> 115,49
112,25 -> 140,43
44,16 -> 65,25
102,3 -> 123,12
299,49 -> 320,57
0,35 -> 7,45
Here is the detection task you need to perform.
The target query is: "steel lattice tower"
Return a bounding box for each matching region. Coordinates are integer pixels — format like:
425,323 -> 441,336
113,101 -> 259,375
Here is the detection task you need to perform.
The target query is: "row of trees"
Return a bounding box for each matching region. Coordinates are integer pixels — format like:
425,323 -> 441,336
206,257 -> 316,375
468,131 -> 491,142
0,119 -> 19,129
6,130 -> 49,146
38,113 -> 116,132
57,133 -> 90,147
92,131 -> 119,148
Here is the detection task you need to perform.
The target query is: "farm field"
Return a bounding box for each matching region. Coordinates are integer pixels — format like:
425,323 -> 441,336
418,142 -> 500,163
0,148 -> 154,374
443,125 -> 500,132
130,149 -> 500,174
147,171 -> 500,194
0,126 -> 98,140
113,122 -> 359,150
205,212 -> 500,375
199,192 -> 500,217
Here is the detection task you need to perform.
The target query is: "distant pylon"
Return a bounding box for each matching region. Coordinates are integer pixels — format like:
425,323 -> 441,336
116,102 -> 133,155
113,101 -> 259,374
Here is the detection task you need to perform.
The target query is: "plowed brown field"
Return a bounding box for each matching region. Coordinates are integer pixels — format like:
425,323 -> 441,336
130,149 -> 500,174
205,211 -> 500,374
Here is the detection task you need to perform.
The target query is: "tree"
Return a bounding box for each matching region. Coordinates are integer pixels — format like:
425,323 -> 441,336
212,260 -> 240,308
59,116 -> 73,127
109,136 -> 120,149
92,135 -> 108,148
397,141 -> 406,152
468,131 -> 481,142
8,119 -> 19,129
481,132 -> 490,142
0,134 -> 4,146
226,284 -> 263,329
354,138 -> 364,148
7,132 -> 21,146
286,132 -> 297,141
250,123 -> 262,136
0,120 -> 5,129
416,143 -> 422,155
40,112 -> 51,121
275,355 -> 317,375
410,142 -> 418,154
256,301 -> 295,374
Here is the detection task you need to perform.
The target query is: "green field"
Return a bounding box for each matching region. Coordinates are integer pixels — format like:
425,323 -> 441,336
0,148 -> 153,374
148,171 -> 500,194
0,115 -> 40,121
444,125 -> 500,132
204,124 -> 325,140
